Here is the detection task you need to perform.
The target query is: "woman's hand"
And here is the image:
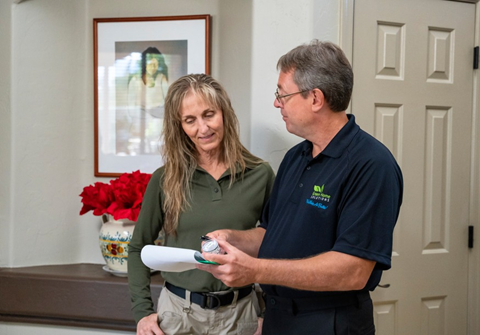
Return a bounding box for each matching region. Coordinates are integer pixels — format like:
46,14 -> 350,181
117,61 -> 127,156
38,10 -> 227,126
254,317 -> 263,335
136,313 -> 164,335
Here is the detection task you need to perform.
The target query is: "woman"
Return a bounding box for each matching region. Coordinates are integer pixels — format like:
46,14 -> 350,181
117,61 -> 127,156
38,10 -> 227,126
128,74 -> 275,335
128,46 -> 169,119
127,47 -> 169,155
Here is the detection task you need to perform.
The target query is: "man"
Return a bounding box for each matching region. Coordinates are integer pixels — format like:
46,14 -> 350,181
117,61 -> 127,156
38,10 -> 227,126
197,40 -> 403,334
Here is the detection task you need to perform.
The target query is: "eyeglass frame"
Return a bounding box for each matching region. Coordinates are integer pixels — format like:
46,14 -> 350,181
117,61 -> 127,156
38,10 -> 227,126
274,87 -> 312,104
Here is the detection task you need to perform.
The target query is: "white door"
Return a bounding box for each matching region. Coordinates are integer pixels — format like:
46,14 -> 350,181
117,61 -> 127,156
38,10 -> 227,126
351,0 -> 475,334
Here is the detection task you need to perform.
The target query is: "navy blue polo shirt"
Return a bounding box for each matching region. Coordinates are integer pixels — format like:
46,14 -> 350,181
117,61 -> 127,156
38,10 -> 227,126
258,114 -> 403,298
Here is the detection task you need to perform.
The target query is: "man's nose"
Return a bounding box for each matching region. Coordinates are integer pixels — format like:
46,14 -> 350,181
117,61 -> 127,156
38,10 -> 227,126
273,98 -> 282,108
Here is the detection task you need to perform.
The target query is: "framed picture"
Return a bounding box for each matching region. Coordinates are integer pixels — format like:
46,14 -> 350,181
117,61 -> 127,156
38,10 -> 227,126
93,15 -> 211,177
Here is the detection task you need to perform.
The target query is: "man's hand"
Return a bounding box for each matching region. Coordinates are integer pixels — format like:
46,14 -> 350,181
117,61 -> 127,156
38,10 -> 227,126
203,227 -> 265,257
196,239 -> 259,287
136,313 -> 164,335
203,229 -> 231,242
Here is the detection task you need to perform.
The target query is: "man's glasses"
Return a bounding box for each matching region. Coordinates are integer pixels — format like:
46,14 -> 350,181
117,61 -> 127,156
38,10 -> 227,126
275,88 -> 311,104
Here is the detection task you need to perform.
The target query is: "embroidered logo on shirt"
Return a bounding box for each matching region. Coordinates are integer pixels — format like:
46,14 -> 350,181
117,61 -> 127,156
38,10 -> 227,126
306,184 -> 330,209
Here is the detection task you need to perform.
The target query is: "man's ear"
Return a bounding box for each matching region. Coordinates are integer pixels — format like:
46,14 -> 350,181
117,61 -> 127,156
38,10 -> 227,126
311,88 -> 325,112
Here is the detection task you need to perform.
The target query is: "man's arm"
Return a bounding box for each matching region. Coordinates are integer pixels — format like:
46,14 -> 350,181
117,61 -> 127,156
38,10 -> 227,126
197,239 -> 375,292
254,250 -> 375,291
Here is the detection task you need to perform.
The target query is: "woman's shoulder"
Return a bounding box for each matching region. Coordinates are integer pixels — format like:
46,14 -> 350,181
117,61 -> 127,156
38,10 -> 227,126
259,161 -> 274,173
150,166 -> 166,181
247,161 -> 275,177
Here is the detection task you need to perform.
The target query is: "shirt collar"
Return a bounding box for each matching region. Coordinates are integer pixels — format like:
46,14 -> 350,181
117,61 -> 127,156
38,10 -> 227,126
195,164 -> 236,180
301,114 -> 360,159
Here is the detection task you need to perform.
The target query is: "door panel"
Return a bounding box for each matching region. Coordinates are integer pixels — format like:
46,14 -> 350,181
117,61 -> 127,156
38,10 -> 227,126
352,0 -> 475,334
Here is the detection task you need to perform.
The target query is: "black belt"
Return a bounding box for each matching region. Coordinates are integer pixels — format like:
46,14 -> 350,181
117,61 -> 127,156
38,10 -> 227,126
265,290 -> 370,313
165,282 -> 253,310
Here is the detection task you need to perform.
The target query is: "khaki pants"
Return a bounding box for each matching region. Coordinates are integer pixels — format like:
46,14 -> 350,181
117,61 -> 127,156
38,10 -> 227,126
157,286 -> 260,335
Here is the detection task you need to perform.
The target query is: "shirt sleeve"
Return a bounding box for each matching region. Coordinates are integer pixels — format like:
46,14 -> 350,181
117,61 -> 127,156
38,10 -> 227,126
332,152 -> 403,270
258,162 -> 276,226
259,154 -> 291,230
128,168 -> 164,323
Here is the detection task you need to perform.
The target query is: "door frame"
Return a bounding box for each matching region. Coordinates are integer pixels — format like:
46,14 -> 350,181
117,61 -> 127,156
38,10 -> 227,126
339,0 -> 480,333
470,4 -> 480,334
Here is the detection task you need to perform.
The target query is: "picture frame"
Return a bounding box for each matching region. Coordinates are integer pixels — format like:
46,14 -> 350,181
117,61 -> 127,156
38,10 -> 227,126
93,15 -> 211,177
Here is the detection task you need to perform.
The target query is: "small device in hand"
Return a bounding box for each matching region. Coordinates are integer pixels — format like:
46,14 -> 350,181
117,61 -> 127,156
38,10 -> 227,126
201,236 -> 224,254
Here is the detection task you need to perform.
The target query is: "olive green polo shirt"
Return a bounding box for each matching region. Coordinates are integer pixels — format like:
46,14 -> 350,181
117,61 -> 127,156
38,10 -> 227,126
128,162 -> 275,323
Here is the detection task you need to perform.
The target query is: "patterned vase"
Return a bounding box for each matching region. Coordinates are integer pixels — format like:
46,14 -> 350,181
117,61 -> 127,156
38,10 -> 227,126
99,214 -> 135,275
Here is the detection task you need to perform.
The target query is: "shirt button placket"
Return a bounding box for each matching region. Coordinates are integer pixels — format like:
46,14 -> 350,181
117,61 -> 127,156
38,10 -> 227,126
211,181 -> 222,201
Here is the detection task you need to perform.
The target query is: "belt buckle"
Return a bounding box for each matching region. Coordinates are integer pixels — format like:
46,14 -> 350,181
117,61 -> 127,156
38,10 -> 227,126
202,293 -> 221,310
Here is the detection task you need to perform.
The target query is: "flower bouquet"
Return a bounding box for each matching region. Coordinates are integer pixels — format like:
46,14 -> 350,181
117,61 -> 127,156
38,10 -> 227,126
79,170 -> 152,274
79,170 -> 151,222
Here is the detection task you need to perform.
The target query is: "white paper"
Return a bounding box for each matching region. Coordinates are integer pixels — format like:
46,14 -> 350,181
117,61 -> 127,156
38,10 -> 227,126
141,245 -> 204,272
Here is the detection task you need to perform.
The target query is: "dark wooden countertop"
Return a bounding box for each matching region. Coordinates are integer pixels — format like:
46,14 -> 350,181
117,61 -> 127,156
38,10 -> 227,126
0,263 -> 163,332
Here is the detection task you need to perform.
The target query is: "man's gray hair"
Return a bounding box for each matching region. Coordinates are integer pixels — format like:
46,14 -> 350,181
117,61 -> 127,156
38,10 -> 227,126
277,40 -> 353,112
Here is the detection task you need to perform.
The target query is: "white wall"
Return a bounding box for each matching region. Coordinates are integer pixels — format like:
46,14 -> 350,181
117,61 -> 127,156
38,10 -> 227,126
0,0 -> 339,334
0,0 -> 13,267
250,0 -> 339,168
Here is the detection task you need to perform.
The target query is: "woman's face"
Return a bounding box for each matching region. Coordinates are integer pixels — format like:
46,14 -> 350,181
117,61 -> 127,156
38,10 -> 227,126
180,92 -> 224,157
146,57 -> 159,76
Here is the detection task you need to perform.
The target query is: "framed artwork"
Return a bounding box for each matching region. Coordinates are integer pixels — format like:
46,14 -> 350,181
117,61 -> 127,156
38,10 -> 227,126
93,15 -> 211,177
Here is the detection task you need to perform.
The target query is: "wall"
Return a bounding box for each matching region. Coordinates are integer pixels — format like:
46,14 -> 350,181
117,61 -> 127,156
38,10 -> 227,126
0,0 -> 338,334
250,0 -> 339,166
0,0 -> 13,267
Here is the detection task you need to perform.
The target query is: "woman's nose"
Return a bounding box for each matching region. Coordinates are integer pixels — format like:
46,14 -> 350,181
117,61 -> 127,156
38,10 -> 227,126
199,120 -> 209,132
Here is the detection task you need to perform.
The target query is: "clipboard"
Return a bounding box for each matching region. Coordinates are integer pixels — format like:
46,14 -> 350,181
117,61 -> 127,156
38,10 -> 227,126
141,245 -> 218,272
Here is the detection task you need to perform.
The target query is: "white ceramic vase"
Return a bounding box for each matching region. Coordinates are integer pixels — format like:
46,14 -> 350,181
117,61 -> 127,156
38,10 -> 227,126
99,214 -> 135,275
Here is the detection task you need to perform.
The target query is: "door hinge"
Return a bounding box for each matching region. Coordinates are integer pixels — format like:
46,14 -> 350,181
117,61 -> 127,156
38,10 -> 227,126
474,46 -> 479,70
469,225 -> 474,249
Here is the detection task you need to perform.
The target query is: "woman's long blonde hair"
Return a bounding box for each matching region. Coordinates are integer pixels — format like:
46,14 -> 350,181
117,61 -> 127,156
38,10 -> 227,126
162,74 -> 263,235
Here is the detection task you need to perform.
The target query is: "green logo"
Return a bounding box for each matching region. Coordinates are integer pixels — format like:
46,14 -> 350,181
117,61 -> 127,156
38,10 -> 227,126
312,184 -> 330,199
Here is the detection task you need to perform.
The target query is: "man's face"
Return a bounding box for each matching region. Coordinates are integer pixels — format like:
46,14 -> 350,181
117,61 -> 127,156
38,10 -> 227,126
274,70 -> 312,138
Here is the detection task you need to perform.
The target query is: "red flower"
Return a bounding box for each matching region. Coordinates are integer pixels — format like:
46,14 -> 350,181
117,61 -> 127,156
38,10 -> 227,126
79,170 -> 151,222
79,182 -> 114,216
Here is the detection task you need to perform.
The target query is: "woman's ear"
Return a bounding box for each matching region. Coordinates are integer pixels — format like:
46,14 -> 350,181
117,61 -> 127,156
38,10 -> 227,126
311,88 -> 325,112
